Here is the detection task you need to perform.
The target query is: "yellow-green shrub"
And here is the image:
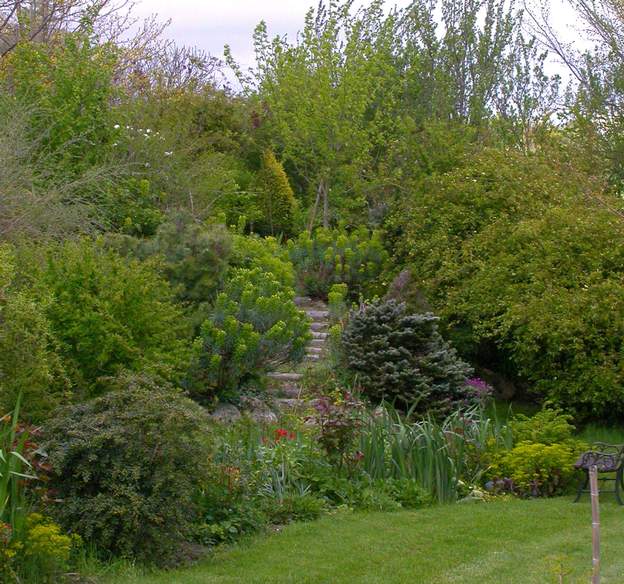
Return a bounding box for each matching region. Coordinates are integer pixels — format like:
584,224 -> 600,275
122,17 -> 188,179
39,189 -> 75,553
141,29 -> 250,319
288,227 -> 389,299
252,149 -> 298,237
490,441 -> 583,497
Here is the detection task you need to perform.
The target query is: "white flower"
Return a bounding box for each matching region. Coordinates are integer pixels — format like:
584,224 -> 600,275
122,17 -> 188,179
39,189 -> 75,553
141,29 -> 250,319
112,142 -> 118,147
113,124 -> 120,130
164,151 -> 173,157
145,162 -> 150,168
146,129 -> 152,134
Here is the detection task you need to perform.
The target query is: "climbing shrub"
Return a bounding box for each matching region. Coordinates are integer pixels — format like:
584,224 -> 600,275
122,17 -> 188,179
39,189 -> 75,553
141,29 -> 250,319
342,300 -> 473,413
102,178 -> 165,236
44,378 -> 212,564
190,268 -> 310,401
389,147 -> 624,419
288,226 -> 389,299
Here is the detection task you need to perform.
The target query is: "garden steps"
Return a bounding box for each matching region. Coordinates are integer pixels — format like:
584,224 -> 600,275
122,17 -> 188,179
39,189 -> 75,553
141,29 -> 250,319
312,331 -> 329,340
266,299 -> 331,415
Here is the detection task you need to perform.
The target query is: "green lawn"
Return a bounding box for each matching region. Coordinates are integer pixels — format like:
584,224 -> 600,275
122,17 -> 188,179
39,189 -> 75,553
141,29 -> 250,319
105,497 -> 624,584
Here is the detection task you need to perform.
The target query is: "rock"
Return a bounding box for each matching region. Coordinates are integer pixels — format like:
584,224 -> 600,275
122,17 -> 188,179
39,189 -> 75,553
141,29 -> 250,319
210,403 -> 241,424
312,331 -> 329,340
240,396 -> 278,424
294,296 -> 313,306
306,309 -> 330,320
267,372 -> 303,382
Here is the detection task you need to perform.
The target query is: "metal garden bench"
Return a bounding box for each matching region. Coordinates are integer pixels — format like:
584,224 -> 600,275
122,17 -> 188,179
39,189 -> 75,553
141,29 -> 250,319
573,443 -> 624,505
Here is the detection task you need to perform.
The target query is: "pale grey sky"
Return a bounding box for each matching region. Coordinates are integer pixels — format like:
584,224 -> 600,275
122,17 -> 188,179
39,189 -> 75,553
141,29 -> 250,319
130,0 -> 581,73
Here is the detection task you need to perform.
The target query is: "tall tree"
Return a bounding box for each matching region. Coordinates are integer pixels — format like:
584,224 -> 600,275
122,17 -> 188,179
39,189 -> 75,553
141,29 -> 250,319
227,0 -> 400,228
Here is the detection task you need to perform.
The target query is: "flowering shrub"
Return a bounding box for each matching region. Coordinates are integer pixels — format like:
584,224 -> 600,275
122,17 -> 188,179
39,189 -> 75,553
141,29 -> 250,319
310,392 -> 364,469
18,513 -> 81,583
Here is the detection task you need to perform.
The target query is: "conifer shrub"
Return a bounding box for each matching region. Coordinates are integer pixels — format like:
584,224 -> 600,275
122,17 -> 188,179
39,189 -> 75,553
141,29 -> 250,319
342,300 -> 473,413
44,377 -> 212,564
288,227 -> 389,300
252,149 -> 298,237
140,211 -> 232,305
190,267 -> 310,401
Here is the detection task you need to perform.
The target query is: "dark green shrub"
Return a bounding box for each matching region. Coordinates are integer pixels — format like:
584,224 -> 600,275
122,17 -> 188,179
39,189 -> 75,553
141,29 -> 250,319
342,300 -> 473,413
189,267 -> 310,401
44,377 -> 212,564
28,240 -> 190,397
287,227 -> 389,299
263,494 -> 325,524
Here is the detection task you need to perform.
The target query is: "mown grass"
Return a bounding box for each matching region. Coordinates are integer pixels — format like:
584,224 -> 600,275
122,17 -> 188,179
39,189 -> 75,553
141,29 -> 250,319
103,498 -> 624,584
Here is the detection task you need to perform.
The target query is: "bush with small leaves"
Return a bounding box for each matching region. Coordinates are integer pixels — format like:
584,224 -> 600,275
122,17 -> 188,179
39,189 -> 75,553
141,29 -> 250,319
44,376 -> 212,564
28,239 -> 190,397
342,299 -> 473,413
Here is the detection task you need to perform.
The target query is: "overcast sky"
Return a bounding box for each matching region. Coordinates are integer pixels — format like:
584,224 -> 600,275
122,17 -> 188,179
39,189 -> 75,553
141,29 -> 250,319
130,0 -> 581,73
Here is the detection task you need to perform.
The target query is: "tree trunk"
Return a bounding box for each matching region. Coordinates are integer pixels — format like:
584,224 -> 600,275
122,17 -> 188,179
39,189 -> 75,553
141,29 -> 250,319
322,179 -> 329,228
307,180 -> 323,233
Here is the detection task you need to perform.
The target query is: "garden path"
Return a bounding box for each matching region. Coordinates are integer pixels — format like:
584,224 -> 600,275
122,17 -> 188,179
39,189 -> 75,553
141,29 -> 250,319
266,297 -> 329,413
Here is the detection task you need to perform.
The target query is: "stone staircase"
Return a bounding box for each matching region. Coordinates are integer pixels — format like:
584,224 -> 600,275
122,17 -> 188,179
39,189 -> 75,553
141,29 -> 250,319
266,297 -> 330,413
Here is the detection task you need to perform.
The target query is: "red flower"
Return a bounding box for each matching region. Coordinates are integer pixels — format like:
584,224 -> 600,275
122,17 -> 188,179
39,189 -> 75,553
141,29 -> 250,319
274,428 -> 295,441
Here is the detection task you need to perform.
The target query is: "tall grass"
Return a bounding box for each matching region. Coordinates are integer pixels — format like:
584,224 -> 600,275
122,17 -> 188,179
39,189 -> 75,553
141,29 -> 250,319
359,406 -> 511,503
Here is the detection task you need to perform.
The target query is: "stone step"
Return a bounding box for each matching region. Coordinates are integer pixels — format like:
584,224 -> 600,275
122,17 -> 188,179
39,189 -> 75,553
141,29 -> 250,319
310,322 -> 328,332
307,346 -> 324,355
267,372 -> 303,383
268,385 -> 301,399
309,339 -> 325,349
294,296 -> 313,306
273,398 -> 308,411
312,331 -> 329,340
305,353 -> 321,361
306,309 -> 330,320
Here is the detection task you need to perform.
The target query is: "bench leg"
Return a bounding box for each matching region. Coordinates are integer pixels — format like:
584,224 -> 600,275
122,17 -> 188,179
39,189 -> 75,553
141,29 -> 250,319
616,468 -> 624,506
574,471 -> 588,503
